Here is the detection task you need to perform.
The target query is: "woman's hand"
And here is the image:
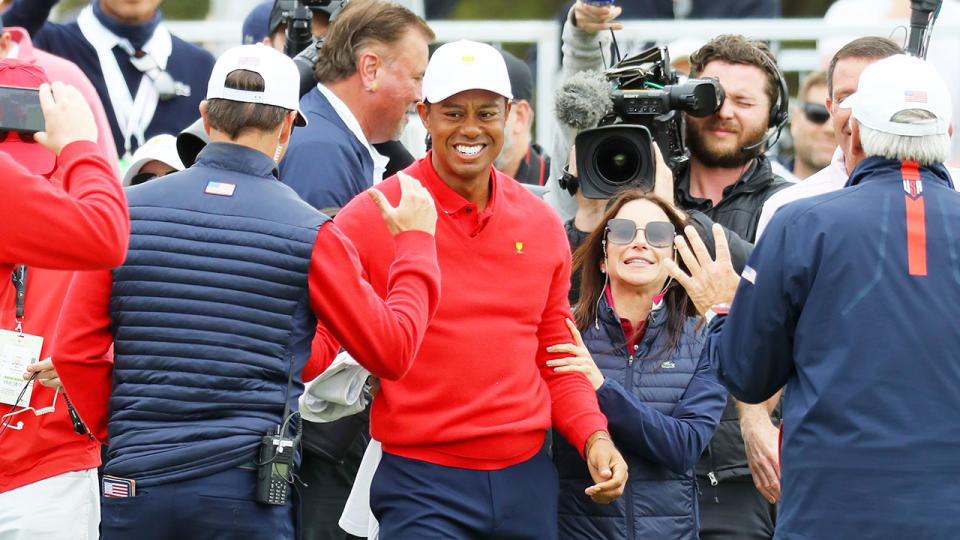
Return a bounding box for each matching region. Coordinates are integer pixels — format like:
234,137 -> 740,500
546,319 -> 605,390
663,223 -> 741,316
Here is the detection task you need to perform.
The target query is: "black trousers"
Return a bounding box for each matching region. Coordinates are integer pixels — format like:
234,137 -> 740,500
697,477 -> 777,540
299,433 -> 367,540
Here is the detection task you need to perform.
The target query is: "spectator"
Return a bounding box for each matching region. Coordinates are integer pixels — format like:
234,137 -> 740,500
0,60 -> 128,540
818,0 -> 960,162
494,49 -> 551,186
333,39 -> 628,538
703,53 -> 960,539
4,0 -> 216,159
757,37 -> 904,237
783,70 -> 835,180
51,43 -> 441,539
552,5 -> 792,538
548,188 -> 726,539
120,133 -> 183,186
0,12 -> 119,172
280,0 -> 432,214
610,0 -> 779,19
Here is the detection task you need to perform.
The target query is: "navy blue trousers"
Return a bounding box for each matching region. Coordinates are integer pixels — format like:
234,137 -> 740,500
100,468 -> 296,540
370,447 -> 558,540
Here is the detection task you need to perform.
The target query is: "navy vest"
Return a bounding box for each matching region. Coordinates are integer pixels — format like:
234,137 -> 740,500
107,142 -> 327,487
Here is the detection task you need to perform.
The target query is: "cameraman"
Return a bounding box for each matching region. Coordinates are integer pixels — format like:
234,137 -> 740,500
0,61 -> 127,540
242,0 -> 344,53
555,3 -> 790,539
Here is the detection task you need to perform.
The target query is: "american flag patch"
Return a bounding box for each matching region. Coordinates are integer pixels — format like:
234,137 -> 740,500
741,265 -> 757,285
904,90 -> 927,103
102,476 -> 135,498
205,181 -> 236,196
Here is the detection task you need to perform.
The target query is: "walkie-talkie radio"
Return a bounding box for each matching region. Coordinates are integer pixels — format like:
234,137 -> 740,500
256,426 -> 296,505
255,354 -> 301,506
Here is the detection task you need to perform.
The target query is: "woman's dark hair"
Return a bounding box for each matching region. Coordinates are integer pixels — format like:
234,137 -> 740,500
572,189 -> 698,360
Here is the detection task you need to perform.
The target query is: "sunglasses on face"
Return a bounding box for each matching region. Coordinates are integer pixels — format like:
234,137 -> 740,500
0,130 -> 36,143
605,218 -> 676,248
800,102 -> 830,125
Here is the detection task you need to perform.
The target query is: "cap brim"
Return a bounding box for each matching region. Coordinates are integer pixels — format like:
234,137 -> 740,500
0,139 -> 56,176
294,110 -> 307,127
838,92 -> 858,109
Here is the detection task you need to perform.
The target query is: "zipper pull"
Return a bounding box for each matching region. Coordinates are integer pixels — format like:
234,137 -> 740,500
708,471 -> 718,486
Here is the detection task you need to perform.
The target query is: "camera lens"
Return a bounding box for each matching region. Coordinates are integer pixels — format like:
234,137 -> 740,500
595,136 -> 642,185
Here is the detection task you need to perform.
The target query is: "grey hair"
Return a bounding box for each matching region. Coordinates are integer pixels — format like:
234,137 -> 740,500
858,109 -> 950,166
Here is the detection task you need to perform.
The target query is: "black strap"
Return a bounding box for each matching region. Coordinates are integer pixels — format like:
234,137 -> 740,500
11,265 -> 26,320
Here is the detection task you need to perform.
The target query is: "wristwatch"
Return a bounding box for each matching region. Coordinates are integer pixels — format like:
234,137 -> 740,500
704,303 -> 730,326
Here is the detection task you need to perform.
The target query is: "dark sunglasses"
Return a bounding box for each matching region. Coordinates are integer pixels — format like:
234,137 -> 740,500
800,102 -> 830,125
605,218 -> 676,248
0,130 -> 36,143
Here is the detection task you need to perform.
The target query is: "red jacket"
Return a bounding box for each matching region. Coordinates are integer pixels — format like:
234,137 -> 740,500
334,154 -> 608,470
0,141 -> 127,492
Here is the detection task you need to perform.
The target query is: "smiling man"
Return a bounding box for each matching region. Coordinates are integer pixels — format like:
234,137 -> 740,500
333,40 -> 628,539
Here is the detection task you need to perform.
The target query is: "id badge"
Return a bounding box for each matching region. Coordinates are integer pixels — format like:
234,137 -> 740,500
0,329 -> 43,407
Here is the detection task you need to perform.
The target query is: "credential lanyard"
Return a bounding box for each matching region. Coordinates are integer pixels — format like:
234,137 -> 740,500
11,265 -> 26,336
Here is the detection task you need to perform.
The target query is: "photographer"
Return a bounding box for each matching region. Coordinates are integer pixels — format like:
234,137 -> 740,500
0,60 -> 127,539
51,44 -> 441,539
554,3 -> 791,538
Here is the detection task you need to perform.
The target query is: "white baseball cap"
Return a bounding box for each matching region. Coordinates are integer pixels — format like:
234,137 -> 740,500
122,134 -> 185,186
422,40 -> 513,104
206,44 -> 307,126
840,54 -> 951,137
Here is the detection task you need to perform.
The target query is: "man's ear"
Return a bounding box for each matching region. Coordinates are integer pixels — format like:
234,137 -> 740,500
511,100 -> 531,134
417,101 -> 430,131
279,111 -> 298,145
199,101 -> 211,135
357,49 -> 383,92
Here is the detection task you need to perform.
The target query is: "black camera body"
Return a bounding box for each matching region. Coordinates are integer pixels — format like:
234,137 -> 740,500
575,47 -> 724,199
273,0 -> 335,57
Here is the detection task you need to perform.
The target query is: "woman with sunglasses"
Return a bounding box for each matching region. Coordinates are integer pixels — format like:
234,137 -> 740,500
547,188 -> 727,540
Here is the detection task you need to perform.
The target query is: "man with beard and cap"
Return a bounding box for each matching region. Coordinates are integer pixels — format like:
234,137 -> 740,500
333,39 -> 627,539
3,0 -> 215,159
554,4 -> 791,539
0,59 -> 129,539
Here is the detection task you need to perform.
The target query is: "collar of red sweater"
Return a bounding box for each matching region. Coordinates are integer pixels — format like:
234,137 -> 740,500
414,151 -> 500,237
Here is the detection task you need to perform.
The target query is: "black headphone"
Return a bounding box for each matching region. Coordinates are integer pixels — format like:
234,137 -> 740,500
742,48 -> 789,152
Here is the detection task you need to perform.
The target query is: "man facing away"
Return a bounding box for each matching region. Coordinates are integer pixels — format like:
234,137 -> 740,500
334,39 -> 628,539
52,44 -> 441,539
705,53 -> 960,540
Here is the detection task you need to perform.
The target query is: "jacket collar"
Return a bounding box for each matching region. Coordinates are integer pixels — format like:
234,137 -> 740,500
594,290 -> 668,341
676,154 -> 777,208
193,142 -> 279,179
846,156 -> 953,189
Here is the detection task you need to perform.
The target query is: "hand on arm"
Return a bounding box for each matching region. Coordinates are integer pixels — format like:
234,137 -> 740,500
584,431 -> 628,503
573,1 -> 624,32
546,318 -> 604,390
664,223 -> 741,316
737,393 -> 783,504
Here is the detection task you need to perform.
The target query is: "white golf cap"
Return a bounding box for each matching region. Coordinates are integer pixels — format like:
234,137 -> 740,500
840,54 -> 951,137
122,134 -> 185,186
206,44 -> 307,127
422,40 -> 513,103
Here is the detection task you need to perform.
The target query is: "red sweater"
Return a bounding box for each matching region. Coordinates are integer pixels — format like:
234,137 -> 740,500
0,141 -> 126,492
334,154 -> 608,470
53,224 -> 440,442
